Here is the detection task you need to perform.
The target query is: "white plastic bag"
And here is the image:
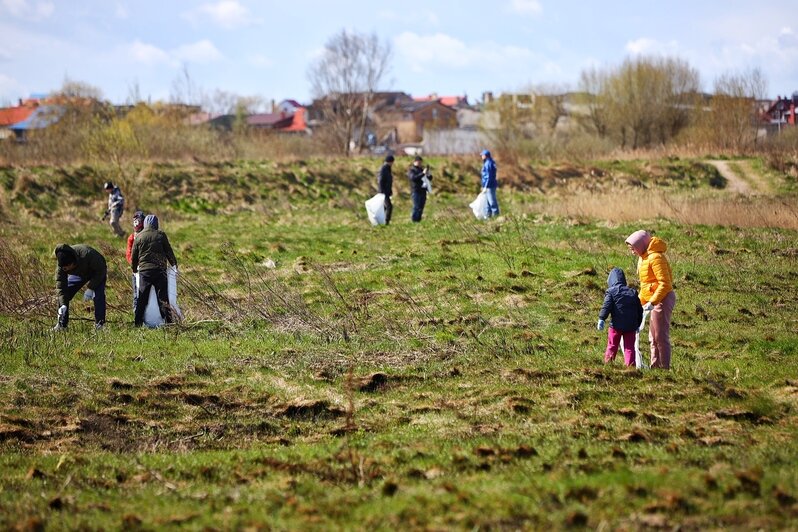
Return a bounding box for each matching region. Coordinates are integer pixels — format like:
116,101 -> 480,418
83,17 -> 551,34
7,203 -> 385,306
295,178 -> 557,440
135,266 -> 182,327
422,175 -> 433,195
634,310 -> 650,369
469,191 -> 489,220
365,193 -> 387,225
618,310 -> 650,369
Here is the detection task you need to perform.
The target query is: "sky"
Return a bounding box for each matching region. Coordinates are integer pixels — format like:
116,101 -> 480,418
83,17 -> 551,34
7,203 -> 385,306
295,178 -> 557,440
1,0 -> 797,108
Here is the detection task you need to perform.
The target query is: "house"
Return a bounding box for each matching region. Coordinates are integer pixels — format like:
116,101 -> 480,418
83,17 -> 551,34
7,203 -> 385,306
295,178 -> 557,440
373,99 -> 458,144
8,105 -> 65,141
249,99 -> 309,133
0,98 -> 40,140
204,99 -> 309,134
762,92 -> 797,128
413,93 -> 470,109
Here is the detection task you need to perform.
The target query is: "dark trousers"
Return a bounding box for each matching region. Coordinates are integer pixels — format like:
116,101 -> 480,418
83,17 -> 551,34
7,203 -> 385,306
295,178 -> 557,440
384,196 -> 393,225
60,274 -> 106,327
134,269 -> 172,326
411,190 -> 427,222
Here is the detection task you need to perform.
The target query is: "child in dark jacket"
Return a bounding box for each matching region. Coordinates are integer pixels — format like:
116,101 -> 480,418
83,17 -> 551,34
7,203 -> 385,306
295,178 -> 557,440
598,267 -> 644,366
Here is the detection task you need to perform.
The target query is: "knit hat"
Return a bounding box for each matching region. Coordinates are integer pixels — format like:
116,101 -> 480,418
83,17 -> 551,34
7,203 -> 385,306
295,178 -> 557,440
133,211 -> 145,231
384,154 -> 395,163
414,155 -> 423,162
55,245 -> 77,268
144,214 -> 159,230
104,181 -> 114,190
481,149 -> 491,157
625,230 -> 651,254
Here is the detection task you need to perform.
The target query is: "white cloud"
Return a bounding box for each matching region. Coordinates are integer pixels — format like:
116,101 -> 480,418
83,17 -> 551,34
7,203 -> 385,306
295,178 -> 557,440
115,2 -> 128,19
174,40 -> 223,63
508,0 -> 542,16
187,0 -> 257,29
625,37 -> 680,56
127,39 -> 223,66
1,0 -> 54,20
395,32 -> 537,72
128,40 -> 171,65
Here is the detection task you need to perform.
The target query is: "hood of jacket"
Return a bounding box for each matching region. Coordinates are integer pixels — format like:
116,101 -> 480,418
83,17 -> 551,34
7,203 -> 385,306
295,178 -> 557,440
646,236 -> 667,254
625,230 -> 651,255
144,214 -> 159,230
607,267 -> 627,288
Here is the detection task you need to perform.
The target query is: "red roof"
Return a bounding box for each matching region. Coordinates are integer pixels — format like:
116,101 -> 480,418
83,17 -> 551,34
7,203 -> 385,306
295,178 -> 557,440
0,106 -> 35,127
412,94 -> 467,108
247,112 -> 293,128
278,107 -> 307,132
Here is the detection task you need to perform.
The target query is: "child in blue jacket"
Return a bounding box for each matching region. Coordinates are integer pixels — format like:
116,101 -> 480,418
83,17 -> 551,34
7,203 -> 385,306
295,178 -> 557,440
597,267 -> 644,366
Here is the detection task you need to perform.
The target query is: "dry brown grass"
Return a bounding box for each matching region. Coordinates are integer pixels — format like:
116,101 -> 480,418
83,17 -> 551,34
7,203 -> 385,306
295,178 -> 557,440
532,190 -> 798,229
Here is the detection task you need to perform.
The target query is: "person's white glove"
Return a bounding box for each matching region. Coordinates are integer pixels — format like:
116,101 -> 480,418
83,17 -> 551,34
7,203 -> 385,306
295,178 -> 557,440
642,302 -> 654,312
58,305 -> 67,317
83,289 -> 95,301
597,319 -> 605,331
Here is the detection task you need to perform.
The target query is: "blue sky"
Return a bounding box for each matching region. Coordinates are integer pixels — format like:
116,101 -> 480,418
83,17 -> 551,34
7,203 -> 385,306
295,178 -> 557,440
1,0 -> 797,107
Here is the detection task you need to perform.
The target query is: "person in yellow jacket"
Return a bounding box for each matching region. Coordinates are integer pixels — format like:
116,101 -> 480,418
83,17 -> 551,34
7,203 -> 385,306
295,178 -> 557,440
625,230 -> 676,369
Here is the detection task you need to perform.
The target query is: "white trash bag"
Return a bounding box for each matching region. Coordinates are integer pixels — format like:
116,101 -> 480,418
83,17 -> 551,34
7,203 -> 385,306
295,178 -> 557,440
365,193 -> 387,225
422,174 -> 433,195
469,191 -> 489,220
634,310 -> 650,370
619,309 -> 650,370
135,266 -> 182,327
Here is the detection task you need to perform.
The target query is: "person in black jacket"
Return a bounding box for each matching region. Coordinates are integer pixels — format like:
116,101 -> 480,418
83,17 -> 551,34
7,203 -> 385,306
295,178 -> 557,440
377,154 -> 394,225
407,155 -> 430,222
597,267 -> 644,366
131,214 -> 178,326
53,244 -> 108,330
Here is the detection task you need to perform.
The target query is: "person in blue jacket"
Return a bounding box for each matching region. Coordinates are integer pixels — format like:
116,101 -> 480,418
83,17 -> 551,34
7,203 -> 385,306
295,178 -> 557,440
597,267 -> 644,366
480,149 -> 499,217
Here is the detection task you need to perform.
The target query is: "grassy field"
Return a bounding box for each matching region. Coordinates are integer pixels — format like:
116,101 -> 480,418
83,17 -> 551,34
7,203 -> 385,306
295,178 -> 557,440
1,157 -> 797,530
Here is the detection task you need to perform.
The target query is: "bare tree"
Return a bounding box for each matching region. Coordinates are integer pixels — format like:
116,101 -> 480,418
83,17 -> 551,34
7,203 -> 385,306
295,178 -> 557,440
711,68 -> 768,152
578,56 -> 701,149
307,29 -> 392,155
203,89 -> 265,116
170,64 -> 201,105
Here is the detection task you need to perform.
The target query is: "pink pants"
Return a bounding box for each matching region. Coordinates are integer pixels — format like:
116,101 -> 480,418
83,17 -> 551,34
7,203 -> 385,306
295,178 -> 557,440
649,291 -> 676,369
605,327 -> 637,366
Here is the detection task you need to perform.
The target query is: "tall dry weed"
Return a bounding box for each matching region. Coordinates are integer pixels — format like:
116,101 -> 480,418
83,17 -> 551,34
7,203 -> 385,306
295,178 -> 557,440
533,191 -> 798,230
0,238 -> 52,316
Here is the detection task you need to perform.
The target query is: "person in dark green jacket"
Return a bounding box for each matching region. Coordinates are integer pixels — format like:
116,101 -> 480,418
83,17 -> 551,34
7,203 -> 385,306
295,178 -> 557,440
131,214 -> 178,326
53,244 -> 107,330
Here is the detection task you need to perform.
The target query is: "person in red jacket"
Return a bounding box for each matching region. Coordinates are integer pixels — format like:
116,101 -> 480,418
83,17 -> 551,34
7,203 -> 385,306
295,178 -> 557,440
126,211 -> 145,309
126,211 -> 145,264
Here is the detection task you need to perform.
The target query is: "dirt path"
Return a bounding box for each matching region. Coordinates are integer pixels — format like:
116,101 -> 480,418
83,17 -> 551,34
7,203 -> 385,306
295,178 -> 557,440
707,160 -> 772,195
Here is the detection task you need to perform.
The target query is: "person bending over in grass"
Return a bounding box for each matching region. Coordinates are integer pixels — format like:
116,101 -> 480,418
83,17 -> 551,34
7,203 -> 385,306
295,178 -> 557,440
131,214 -> 178,327
53,244 -> 108,330
625,230 -> 676,369
597,267 -> 643,366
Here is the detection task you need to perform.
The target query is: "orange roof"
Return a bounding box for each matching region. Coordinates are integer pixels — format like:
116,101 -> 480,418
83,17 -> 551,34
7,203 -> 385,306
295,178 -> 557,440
0,106 -> 35,127
279,107 -> 307,132
412,95 -> 465,107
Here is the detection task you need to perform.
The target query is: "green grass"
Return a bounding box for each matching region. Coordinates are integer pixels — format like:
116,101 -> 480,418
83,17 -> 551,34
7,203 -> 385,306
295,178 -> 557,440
1,159 -> 797,529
